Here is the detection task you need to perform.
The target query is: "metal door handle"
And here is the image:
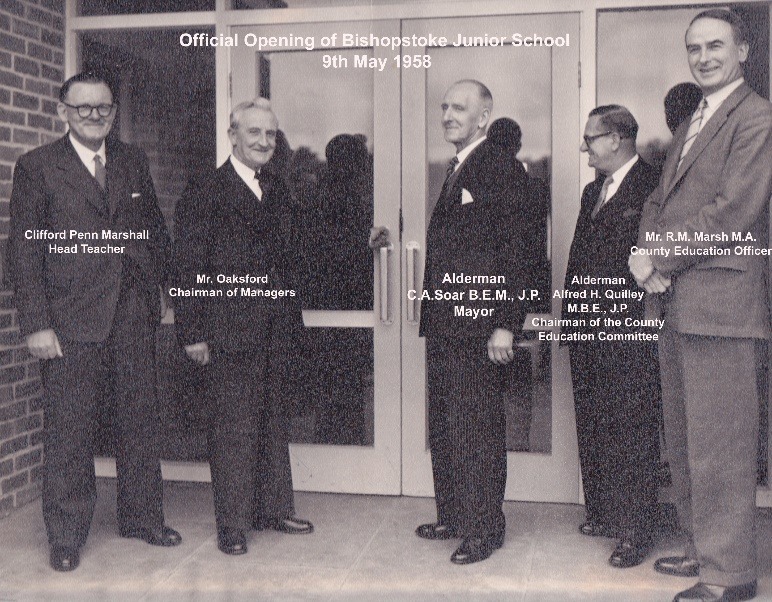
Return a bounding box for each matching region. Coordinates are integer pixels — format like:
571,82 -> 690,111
378,243 -> 393,324
406,241 -> 419,324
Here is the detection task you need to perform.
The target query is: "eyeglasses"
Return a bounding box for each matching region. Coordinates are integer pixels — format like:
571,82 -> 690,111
582,131 -> 614,146
61,102 -> 116,118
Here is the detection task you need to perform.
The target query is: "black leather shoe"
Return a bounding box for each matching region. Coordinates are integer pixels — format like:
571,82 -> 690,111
217,528 -> 247,556
415,522 -> 459,540
579,521 -> 614,538
608,535 -> 652,568
119,525 -> 182,547
655,556 -> 700,577
450,534 -> 504,565
672,581 -> 757,602
49,546 -> 80,572
255,516 -> 314,535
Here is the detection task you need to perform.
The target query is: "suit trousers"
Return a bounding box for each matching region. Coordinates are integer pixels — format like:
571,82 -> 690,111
426,336 -> 507,538
659,325 -> 759,587
40,278 -> 164,549
207,325 -> 295,532
569,341 -> 660,535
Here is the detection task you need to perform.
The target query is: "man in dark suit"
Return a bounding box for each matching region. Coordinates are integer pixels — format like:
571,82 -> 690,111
173,98 -> 313,557
630,9 -> 772,601
8,72 -> 180,572
413,79 -> 529,565
564,105 -> 662,568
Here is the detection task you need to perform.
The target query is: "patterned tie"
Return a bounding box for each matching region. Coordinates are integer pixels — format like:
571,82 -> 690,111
677,98 -> 707,170
94,155 -> 107,190
591,176 -> 613,219
253,170 -> 263,200
446,156 -> 459,179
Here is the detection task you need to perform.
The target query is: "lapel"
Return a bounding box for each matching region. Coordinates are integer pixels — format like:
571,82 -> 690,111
663,82 -> 752,198
105,139 -> 129,219
54,136 -> 109,218
220,160 -> 265,226
443,142 -> 484,209
592,159 -> 641,221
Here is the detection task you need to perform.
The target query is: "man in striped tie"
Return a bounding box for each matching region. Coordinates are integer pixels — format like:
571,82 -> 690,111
630,9 -> 772,602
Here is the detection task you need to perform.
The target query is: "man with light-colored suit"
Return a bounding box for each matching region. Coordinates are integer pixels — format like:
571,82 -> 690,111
630,9 -> 772,602
9,72 -> 180,573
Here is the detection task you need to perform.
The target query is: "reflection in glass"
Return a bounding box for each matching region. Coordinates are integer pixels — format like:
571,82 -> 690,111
255,49 -> 375,311
290,328 -> 374,446
425,45 -> 553,453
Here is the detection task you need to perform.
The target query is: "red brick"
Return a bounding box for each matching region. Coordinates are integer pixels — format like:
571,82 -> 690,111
0,181 -> 10,198
12,18 -> 39,40
13,55 -> 38,77
14,447 -> 41,470
0,164 -> 11,179
0,494 -> 13,515
41,0 -> 64,13
0,142 -> 25,161
14,413 -> 41,434
41,98 -> 56,115
24,78 -> 49,96
0,421 -> 13,441
0,434 -> 27,457
0,86 -> 9,104
27,41 -> 51,62
0,126 -> 10,141
0,365 -> 23,386
0,312 -> 10,328
1,470 -> 28,494
51,50 -> 62,66
15,379 -> 40,399
29,428 -> 43,447
0,15 -> 10,32
15,480 -> 41,506
0,400 -> 24,421
25,362 -> 39,380
28,394 -> 44,413
0,32 -> 25,54
0,68 -> 23,90
1,0 -> 26,18
40,63 -> 60,83
25,7 -> 53,29
0,50 -> 11,69
40,28 -> 61,48
30,461 -> 43,481
52,15 -> 62,32
0,458 -> 12,477
0,385 -> 12,402
12,90 -> 37,110
27,112 -> 51,131
12,127 -> 38,145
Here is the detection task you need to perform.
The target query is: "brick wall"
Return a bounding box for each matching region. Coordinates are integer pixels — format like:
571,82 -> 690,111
0,0 -> 65,517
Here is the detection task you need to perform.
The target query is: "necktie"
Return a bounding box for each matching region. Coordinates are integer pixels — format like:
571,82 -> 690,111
446,156 -> 459,179
253,170 -> 263,200
591,176 -> 613,219
94,155 -> 107,190
677,98 -> 707,170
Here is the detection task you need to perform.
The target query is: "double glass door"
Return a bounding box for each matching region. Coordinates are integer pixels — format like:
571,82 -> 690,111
229,12 -> 581,502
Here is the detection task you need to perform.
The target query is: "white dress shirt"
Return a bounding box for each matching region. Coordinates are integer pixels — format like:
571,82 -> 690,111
230,154 -> 264,200
69,134 -> 106,177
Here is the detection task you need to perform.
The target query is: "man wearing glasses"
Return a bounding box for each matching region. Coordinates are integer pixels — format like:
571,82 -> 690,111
9,71 -> 179,572
563,105 -> 662,569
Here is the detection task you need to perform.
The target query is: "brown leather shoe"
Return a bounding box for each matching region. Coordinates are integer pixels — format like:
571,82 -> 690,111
49,546 -> 80,572
415,522 -> 459,540
672,581 -> 756,602
655,555 -> 700,577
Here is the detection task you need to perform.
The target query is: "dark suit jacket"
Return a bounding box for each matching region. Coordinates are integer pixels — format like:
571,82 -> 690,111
173,159 -> 304,352
419,140 -> 530,338
9,135 -> 171,342
637,82 -> 772,339
562,159 -> 660,339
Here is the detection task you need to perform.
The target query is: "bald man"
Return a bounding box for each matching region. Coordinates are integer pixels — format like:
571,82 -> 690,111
414,80 -> 530,564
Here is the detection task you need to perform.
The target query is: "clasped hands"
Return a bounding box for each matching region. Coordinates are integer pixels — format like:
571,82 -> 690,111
628,253 -> 671,294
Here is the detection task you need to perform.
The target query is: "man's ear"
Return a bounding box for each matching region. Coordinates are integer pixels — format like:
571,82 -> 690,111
56,102 -> 69,125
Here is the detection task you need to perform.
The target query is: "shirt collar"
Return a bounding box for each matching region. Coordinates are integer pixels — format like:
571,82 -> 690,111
69,133 -> 106,167
607,154 -> 638,187
703,78 -> 744,115
454,135 -> 486,169
230,154 -> 259,185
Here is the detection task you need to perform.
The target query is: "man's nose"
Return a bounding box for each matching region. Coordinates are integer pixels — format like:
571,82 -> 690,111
580,140 -> 588,152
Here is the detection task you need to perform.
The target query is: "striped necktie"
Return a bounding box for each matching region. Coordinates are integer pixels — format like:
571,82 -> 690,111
591,176 -> 613,219
94,155 -> 107,190
677,98 -> 707,170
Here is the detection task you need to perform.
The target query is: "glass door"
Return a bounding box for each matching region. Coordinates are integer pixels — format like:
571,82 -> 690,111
230,20 -> 401,494
401,13 -> 582,502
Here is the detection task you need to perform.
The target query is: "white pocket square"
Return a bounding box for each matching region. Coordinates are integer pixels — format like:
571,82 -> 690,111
461,188 -> 474,205
131,193 -> 141,198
